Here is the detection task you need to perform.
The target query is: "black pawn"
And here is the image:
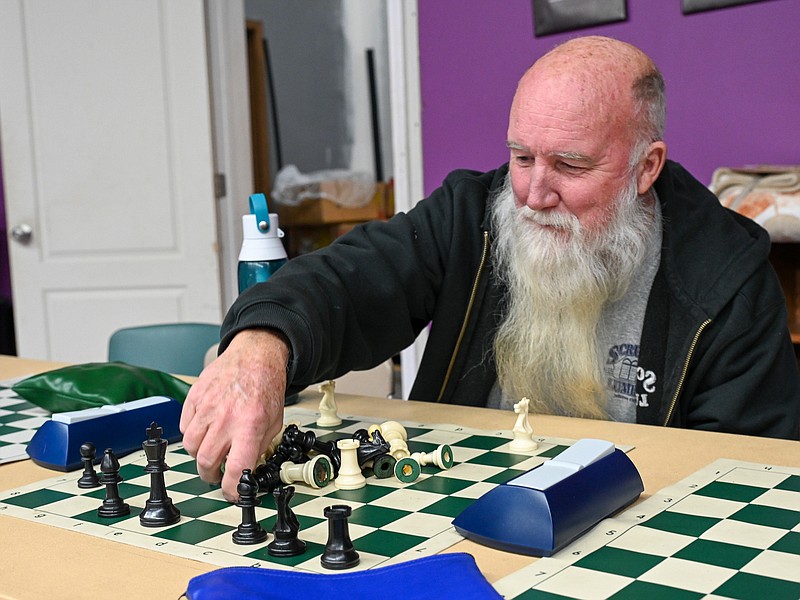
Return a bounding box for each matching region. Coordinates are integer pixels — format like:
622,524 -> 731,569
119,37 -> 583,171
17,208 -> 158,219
320,505 -> 359,569
139,422 -> 180,527
97,448 -> 130,518
268,485 -> 306,557
232,470 -> 268,545
77,442 -> 101,489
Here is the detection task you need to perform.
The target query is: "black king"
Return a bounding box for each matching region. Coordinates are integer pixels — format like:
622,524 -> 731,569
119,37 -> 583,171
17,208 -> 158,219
139,421 -> 181,527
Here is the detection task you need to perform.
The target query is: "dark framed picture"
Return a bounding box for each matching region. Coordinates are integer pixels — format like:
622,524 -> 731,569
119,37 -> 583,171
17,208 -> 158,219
682,0 -> 772,14
532,0 -> 628,37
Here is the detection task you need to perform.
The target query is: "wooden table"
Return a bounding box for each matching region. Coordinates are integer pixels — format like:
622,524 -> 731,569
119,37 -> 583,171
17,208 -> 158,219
1,355 -> 798,599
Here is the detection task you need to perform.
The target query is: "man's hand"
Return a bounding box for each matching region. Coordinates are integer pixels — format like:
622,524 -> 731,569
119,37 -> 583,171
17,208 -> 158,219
179,329 -> 290,502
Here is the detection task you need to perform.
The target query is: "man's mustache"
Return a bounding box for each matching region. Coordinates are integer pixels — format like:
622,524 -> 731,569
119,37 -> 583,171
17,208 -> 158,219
519,207 -> 580,232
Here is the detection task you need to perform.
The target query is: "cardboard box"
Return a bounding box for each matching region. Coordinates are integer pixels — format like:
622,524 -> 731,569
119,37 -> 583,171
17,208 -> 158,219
284,223 -> 360,257
276,181 -> 393,226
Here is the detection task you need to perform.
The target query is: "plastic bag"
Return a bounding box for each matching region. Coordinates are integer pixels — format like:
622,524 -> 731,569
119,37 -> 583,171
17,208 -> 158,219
271,164 -> 376,208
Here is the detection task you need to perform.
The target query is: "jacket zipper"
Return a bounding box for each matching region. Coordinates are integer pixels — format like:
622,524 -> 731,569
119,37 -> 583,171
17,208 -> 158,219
663,318 -> 711,426
437,231 -> 490,402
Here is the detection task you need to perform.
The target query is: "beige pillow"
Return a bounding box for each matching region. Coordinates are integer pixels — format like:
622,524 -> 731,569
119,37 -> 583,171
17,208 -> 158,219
711,166 -> 800,242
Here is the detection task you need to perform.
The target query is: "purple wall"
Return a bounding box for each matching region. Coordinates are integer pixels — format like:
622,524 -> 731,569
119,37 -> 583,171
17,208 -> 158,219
418,0 -> 800,195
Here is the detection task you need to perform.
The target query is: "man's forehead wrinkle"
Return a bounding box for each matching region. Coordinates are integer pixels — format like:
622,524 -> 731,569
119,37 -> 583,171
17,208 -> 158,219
508,114 -> 598,148
512,103 -> 597,132
509,112 -> 600,151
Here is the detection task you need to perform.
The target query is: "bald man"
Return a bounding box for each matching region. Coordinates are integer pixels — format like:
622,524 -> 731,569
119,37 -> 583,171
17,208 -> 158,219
182,36 -> 800,501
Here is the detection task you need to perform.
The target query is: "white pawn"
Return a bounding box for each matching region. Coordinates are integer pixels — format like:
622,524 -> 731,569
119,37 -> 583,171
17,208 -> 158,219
334,439 -> 366,490
316,380 -> 342,427
280,454 -> 333,489
411,444 -> 454,470
509,397 -> 539,452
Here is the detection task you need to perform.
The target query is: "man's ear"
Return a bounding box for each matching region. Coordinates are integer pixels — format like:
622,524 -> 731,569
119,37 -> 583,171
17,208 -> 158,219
636,141 -> 667,195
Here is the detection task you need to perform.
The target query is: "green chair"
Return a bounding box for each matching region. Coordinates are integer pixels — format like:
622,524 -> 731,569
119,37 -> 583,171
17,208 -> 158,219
108,323 -> 221,377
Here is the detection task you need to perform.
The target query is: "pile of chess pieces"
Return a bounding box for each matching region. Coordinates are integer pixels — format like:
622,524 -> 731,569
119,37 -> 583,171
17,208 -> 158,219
260,379 -> 456,490
229,382 -> 456,568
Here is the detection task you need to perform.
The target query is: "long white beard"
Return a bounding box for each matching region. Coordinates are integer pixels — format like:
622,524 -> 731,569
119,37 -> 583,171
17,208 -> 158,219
491,175 -> 657,419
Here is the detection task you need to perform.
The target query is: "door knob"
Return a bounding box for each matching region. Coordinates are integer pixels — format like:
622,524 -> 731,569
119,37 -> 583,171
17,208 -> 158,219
10,223 -> 33,244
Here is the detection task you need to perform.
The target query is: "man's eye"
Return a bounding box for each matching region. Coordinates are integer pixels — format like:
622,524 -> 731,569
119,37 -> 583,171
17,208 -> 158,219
514,155 -> 532,165
560,162 -> 584,172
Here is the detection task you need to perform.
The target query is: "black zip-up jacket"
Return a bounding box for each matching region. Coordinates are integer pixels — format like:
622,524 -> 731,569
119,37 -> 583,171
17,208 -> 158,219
222,161 -> 800,440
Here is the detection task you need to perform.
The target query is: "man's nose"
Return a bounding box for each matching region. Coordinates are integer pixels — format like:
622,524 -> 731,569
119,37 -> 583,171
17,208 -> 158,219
525,166 -> 559,210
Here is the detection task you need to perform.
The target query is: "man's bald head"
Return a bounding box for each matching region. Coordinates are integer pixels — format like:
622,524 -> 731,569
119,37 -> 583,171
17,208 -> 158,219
518,36 -> 665,155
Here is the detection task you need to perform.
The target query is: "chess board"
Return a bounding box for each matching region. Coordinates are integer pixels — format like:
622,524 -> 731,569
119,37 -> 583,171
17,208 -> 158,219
0,379 -> 50,464
495,458 -> 800,599
3,397 -> 797,597
0,407 -> 587,574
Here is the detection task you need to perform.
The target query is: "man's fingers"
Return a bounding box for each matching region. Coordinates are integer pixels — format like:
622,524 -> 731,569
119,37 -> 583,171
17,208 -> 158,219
179,390 -> 197,434
218,414 -> 285,501
180,381 -> 213,457
180,415 -> 207,459
194,427 -> 232,485
220,442 -> 263,502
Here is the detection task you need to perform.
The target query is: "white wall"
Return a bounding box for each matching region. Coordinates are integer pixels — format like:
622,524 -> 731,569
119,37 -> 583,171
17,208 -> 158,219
244,0 -> 392,182
342,0 -> 393,180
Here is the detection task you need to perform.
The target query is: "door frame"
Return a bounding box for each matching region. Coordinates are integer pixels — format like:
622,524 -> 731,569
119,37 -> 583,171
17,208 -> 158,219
387,0 -> 426,398
205,0 -> 254,312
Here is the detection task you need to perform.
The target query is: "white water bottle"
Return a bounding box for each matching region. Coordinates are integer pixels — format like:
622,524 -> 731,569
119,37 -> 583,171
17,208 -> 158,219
237,194 -> 288,293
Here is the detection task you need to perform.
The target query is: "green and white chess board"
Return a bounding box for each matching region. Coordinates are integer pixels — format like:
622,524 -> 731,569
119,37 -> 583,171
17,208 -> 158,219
0,379 -> 50,464
2,395 -> 797,598
495,458 -> 800,599
0,406 -> 583,573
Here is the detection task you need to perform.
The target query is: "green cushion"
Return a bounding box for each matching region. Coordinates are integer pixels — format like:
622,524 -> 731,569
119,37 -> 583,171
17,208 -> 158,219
12,362 -> 192,413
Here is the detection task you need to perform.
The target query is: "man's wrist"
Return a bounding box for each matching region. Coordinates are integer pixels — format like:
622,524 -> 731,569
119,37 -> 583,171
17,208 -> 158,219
229,328 -> 292,371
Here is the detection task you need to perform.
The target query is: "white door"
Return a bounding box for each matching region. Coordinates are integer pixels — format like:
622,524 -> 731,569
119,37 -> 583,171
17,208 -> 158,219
0,0 -> 223,363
